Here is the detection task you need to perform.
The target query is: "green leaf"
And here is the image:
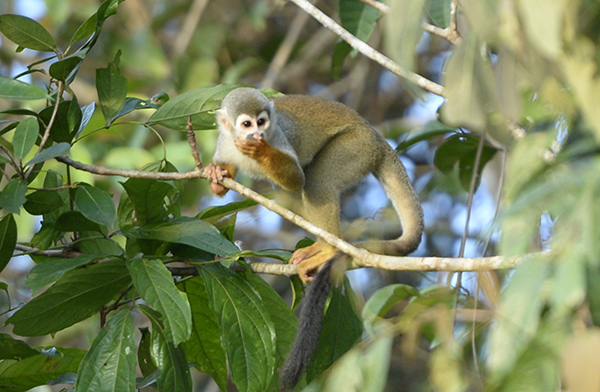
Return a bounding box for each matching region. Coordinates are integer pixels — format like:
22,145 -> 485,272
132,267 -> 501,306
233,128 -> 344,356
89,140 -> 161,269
503,132 -> 556,203
0,14 -> 57,52
517,0 -> 567,59
0,214 -> 17,273
49,55 -> 83,82
38,101 -> 81,143
74,184 -> 116,227
96,50 -> 127,124
111,96 -> 162,124
148,84 -> 238,130
0,77 -> 51,101
55,210 -> 102,233
126,257 -> 192,345
201,264 -> 277,392
26,254 -> 99,294
562,329 -> 600,392
587,266 -> 600,326
80,237 -> 124,256
441,33 -> 499,130
357,331 -> 393,391
24,189 -> 63,215
181,277 -> 228,390
334,0 -> 382,77
25,142 -> 70,166
245,272 -> 297,389
137,327 -> 157,379
488,255 -> 551,380
307,281 -> 363,382
331,41 -> 353,80
0,333 -> 39,361
120,177 -> 175,225
97,0 -> 125,26
492,315 -> 565,392
426,0 -> 452,28
125,217 -> 240,257
197,198 -> 258,221
74,102 -> 96,139
69,12 -> 97,46
0,179 -> 27,214
434,133 -> 499,192
362,284 -> 420,335
138,305 -> 193,392
7,258 -> 131,336
0,348 -> 85,392
75,308 -> 136,392
385,0 -> 426,72
13,118 -> 39,160
319,330 -> 393,391
396,119 -> 454,153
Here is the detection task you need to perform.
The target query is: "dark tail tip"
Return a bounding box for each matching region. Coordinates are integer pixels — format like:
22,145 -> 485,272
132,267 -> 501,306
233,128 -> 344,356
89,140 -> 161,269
280,259 -> 334,391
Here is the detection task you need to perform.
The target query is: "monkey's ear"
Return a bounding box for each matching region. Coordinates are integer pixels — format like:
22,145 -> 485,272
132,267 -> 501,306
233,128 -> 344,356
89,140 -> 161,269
268,101 -> 276,121
216,109 -> 231,131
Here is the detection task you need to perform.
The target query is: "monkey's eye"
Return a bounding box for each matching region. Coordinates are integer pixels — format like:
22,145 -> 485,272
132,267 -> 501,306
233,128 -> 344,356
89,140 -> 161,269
257,118 -> 266,126
242,120 -> 252,128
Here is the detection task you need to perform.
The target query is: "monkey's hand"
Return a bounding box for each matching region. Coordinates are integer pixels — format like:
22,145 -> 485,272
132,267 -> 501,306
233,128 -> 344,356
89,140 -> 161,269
235,134 -> 268,161
290,242 -> 339,283
235,135 -> 305,192
204,163 -> 234,197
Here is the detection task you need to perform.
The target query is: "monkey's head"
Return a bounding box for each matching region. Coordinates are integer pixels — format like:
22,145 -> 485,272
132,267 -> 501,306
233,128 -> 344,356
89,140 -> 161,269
216,88 -> 275,141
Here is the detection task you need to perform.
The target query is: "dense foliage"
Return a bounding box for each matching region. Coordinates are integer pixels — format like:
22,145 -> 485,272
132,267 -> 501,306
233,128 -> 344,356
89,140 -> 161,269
1,0 -> 600,391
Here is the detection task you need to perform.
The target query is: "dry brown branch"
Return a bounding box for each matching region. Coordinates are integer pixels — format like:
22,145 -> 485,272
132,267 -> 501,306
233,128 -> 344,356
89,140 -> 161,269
186,116 -> 203,170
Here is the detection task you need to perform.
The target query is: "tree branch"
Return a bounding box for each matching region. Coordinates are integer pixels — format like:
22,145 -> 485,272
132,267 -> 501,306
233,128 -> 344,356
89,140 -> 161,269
288,0 -> 445,97
53,155 -> 522,274
355,0 -> 462,45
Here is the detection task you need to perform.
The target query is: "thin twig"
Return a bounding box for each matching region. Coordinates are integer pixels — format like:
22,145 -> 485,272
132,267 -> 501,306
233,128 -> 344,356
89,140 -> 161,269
171,0 -> 209,60
26,81 -> 64,180
186,116 -> 203,170
356,0 -> 461,45
422,22 -> 462,45
262,7 -> 311,89
356,0 -> 389,13
289,0 -> 445,97
0,145 -> 21,178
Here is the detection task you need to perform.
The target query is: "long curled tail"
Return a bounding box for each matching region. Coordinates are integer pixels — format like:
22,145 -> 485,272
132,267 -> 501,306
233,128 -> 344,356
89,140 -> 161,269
366,149 -> 424,255
280,258 -> 334,391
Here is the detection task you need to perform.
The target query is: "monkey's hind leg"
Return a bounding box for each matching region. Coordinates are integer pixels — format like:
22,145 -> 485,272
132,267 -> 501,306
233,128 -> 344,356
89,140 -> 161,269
291,129 -> 373,282
291,242 -> 339,283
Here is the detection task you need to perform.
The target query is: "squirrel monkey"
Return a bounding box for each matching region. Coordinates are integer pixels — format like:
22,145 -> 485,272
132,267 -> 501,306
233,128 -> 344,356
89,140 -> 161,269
205,87 -> 424,389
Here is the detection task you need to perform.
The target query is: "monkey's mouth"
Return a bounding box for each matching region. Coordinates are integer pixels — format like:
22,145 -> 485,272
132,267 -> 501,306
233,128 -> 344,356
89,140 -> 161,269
247,132 -> 265,140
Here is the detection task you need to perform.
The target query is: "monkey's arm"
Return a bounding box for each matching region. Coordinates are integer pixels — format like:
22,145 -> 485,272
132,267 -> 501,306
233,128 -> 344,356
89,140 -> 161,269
205,163 -> 237,196
235,136 -> 305,192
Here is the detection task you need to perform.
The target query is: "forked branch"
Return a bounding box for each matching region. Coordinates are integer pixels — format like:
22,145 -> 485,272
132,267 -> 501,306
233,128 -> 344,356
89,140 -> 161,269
288,0 -> 445,97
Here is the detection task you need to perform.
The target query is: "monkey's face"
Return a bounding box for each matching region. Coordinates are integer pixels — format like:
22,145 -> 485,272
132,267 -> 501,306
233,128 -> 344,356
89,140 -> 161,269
231,110 -> 270,141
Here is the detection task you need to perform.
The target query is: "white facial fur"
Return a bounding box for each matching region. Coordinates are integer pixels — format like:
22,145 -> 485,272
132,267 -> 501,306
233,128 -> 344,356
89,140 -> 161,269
233,110 -> 270,140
